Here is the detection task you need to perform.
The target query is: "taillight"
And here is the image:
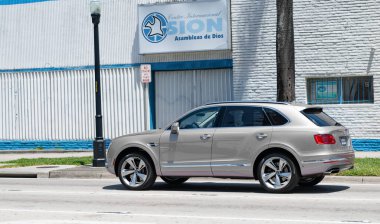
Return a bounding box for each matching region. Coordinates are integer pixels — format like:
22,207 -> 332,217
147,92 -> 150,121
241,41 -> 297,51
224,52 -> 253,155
314,134 -> 336,144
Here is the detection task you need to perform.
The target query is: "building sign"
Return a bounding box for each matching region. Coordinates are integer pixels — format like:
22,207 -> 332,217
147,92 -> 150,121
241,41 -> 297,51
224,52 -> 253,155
140,64 -> 152,83
316,81 -> 338,99
138,0 -> 230,54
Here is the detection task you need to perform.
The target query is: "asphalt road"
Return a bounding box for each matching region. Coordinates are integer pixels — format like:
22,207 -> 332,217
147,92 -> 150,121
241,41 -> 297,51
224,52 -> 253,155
0,178 -> 379,224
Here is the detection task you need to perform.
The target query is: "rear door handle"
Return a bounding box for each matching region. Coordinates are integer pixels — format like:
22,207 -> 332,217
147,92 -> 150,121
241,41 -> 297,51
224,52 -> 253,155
257,133 -> 268,139
200,134 -> 212,140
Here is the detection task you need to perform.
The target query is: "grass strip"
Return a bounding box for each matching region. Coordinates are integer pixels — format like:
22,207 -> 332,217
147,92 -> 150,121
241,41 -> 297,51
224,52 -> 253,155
337,158 -> 380,176
0,156 -> 92,168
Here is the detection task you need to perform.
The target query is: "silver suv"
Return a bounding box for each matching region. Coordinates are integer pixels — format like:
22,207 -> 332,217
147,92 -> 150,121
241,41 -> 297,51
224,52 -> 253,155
106,102 -> 354,193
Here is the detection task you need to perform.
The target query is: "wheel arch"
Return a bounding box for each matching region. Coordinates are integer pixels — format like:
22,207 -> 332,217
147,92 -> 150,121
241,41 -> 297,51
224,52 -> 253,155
252,147 -> 301,180
114,147 -> 159,176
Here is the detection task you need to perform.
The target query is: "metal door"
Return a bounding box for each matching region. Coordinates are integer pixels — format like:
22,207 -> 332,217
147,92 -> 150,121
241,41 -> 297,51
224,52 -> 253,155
155,69 -> 232,129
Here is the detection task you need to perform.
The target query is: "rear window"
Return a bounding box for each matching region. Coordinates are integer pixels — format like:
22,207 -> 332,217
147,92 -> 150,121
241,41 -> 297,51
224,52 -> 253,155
302,108 -> 340,127
264,108 -> 288,125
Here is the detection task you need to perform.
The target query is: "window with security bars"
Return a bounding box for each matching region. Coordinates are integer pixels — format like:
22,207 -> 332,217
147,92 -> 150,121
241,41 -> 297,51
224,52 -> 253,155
307,76 -> 374,104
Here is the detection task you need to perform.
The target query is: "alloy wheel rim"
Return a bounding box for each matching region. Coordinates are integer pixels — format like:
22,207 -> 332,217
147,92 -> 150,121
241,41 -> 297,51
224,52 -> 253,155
261,157 -> 292,190
121,157 -> 148,187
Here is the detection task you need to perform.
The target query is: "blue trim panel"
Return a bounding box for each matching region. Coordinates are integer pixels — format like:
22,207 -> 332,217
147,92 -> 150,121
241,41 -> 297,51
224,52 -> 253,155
0,139 -> 379,151
352,139 -> 380,151
0,59 -> 233,73
0,0 -> 53,5
151,59 -> 232,71
0,140 -> 111,151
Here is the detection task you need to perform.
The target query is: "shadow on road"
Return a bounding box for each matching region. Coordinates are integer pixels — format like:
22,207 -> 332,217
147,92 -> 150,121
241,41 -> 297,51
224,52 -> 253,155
103,181 -> 350,194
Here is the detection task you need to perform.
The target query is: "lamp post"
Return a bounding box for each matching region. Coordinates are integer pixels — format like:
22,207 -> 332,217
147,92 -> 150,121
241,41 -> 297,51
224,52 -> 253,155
90,0 -> 105,167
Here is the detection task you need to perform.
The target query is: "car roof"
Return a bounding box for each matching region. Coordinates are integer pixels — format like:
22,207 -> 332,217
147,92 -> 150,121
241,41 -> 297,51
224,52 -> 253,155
204,101 -> 321,111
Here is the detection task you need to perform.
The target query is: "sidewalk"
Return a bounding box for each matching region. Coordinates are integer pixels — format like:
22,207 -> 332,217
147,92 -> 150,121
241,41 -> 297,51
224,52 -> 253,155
355,151 -> 380,158
0,150 -> 379,183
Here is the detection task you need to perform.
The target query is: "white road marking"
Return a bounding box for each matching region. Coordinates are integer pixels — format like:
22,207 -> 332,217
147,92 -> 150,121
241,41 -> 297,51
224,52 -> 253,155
0,189 -> 379,202
0,221 -> 152,224
0,208 -> 377,224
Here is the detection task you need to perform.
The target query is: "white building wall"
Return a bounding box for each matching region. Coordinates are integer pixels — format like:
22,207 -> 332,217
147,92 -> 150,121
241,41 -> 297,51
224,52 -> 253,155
231,0 -> 277,101
0,0 -> 231,70
2,0 -> 379,144
0,0 -> 232,144
230,0 -> 380,140
294,0 -> 380,139
0,68 -> 146,140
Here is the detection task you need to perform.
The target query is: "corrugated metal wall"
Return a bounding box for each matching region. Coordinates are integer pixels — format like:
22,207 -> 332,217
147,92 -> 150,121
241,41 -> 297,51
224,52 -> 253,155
155,69 -> 233,128
0,68 -> 147,140
0,0 -> 231,70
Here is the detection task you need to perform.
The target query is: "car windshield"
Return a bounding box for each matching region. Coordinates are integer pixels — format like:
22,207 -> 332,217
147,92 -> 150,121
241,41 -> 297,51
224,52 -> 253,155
302,108 -> 341,127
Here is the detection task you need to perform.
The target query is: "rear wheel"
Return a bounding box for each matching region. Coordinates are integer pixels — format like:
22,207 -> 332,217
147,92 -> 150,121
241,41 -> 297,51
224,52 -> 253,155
118,153 -> 156,190
257,153 -> 299,193
299,175 -> 325,187
161,177 -> 189,185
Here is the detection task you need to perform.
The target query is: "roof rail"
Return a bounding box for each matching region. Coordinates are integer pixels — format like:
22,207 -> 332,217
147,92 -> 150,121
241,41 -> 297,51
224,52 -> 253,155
205,101 -> 289,106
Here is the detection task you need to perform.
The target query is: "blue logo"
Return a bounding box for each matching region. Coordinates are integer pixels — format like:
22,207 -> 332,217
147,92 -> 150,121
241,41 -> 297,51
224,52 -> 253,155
318,86 -> 327,92
142,12 -> 168,43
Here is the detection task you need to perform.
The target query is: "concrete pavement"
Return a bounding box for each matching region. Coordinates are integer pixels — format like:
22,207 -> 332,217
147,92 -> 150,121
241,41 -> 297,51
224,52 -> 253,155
0,178 -> 379,224
356,151 -> 380,158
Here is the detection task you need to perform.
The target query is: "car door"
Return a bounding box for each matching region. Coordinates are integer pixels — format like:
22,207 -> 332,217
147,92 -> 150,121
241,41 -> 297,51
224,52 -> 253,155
211,106 -> 273,177
159,106 -> 221,176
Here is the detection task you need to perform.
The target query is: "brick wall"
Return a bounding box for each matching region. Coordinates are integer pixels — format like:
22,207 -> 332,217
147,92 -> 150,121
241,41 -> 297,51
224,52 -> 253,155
231,0 -> 277,101
231,0 -> 380,141
294,0 -> 380,139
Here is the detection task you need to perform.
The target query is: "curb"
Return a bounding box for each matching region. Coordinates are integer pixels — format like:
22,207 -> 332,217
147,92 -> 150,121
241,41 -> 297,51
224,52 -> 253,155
324,176 -> 380,184
0,165 -> 77,179
0,173 -> 38,178
49,167 -> 115,179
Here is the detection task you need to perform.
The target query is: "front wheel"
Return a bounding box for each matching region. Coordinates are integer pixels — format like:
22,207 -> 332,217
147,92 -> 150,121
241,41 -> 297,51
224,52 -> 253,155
257,153 -> 299,193
161,177 -> 189,185
299,175 -> 325,187
118,153 -> 156,190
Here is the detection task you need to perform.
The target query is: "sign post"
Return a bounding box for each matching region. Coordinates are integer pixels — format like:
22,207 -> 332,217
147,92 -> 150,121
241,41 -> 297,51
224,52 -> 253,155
140,64 -> 151,130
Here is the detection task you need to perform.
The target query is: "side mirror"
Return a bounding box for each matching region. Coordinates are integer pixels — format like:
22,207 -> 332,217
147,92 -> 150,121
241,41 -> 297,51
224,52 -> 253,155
171,122 -> 179,134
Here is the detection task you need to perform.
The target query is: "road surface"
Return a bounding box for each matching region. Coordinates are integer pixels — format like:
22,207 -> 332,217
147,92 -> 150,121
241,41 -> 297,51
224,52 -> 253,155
0,178 -> 379,224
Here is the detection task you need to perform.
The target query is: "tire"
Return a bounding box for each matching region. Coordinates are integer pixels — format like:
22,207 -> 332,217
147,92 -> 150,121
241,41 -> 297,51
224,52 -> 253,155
299,175 -> 325,187
161,176 -> 189,185
118,153 -> 156,190
257,153 -> 299,193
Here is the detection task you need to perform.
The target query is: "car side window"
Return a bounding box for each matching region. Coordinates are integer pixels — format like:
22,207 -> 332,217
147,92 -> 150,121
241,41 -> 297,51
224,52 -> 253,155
220,106 -> 270,127
178,107 -> 221,129
264,108 -> 289,126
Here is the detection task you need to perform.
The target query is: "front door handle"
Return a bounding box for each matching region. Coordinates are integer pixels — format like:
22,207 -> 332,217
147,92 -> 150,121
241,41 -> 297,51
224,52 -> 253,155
257,133 -> 268,139
200,134 -> 212,140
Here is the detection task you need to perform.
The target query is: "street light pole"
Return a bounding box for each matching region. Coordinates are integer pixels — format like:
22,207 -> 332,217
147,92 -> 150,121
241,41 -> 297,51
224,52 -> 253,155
90,0 -> 105,167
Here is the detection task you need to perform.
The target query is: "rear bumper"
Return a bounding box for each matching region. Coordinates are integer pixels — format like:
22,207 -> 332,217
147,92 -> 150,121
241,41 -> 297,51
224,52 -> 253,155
300,151 -> 355,176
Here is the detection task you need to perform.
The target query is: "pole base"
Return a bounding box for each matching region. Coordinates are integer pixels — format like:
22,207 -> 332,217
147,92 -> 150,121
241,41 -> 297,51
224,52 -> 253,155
93,139 -> 106,167
93,158 -> 106,167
